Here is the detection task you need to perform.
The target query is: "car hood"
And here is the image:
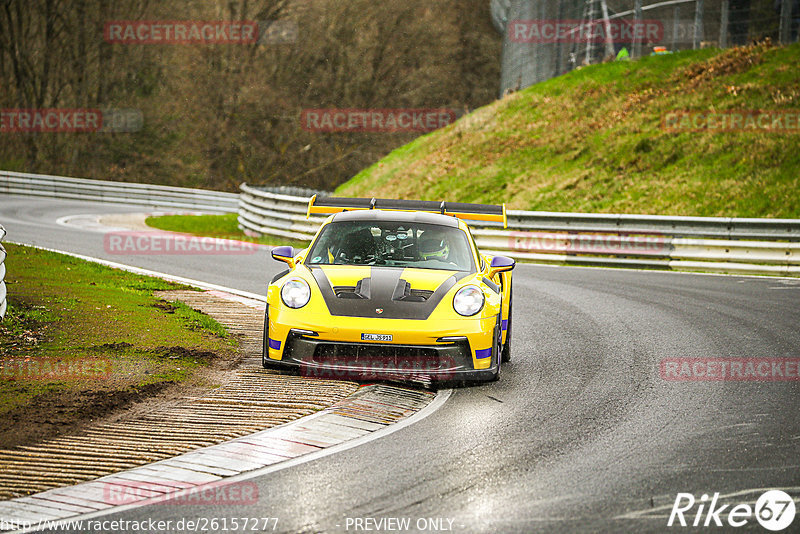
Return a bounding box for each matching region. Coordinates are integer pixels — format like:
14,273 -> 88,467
307,265 -> 472,320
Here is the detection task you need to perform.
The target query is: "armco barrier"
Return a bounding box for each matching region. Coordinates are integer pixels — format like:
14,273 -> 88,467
238,185 -> 800,276
238,183 -> 328,241
1,171 -> 797,276
0,224 -> 6,320
0,170 -> 238,213
502,212 -> 800,241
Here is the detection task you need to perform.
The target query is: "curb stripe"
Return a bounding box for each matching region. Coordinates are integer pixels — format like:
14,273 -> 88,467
1,386 -> 450,534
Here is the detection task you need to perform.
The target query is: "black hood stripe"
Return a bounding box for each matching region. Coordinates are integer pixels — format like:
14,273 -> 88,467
310,267 -> 468,320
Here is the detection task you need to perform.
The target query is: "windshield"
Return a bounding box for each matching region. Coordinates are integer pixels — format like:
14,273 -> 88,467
305,221 -> 475,272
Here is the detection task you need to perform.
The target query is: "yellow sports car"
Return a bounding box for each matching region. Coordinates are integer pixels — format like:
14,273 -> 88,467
262,197 -> 515,384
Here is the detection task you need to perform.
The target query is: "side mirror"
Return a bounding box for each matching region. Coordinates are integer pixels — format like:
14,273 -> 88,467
271,245 -> 296,268
486,255 -> 515,279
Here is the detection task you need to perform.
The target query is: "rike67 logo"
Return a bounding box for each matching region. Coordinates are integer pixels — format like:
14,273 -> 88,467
668,490 -> 796,531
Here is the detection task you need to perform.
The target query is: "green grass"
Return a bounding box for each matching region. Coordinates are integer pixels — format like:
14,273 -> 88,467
0,244 -> 237,425
171,300 -> 230,340
145,213 -> 309,249
336,42 -> 800,218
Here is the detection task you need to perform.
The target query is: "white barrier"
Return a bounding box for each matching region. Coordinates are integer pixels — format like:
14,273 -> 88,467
238,183 -> 326,241
2,171 -> 797,276
0,224 -> 6,319
0,170 -> 238,213
237,185 -> 800,276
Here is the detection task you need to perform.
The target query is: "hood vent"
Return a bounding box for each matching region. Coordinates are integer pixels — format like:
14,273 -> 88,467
333,278 -> 371,299
392,279 -> 434,302
333,277 -> 432,302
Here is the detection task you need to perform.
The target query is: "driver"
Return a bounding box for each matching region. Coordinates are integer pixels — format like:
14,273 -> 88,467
419,229 -> 450,262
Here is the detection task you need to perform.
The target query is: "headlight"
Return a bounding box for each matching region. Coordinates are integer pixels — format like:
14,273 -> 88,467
281,278 -> 311,309
453,285 -> 484,316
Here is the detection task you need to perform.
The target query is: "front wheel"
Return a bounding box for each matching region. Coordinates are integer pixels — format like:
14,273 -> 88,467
501,294 -> 512,363
261,309 -> 269,368
489,317 -> 502,382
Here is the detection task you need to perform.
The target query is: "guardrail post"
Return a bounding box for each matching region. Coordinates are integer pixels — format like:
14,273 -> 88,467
633,0 -> 643,58
693,0 -> 704,49
0,224 -> 7,320
779,0 -> 793,44
671,5 -> 680,50
719,0 -> 729,48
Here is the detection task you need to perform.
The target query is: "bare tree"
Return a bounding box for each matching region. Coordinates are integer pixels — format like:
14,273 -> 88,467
0,0 -> 501,190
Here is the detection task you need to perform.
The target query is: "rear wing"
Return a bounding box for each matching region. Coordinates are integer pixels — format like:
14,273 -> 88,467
307,196 -> 507,228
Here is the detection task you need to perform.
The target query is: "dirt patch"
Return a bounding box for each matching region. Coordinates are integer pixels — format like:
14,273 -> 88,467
153,301 -> 178,313
677,41 -> 770,88
88,341 -> 134,351
150,345 -> 218,361
0,382 -> 172,449
0,301 -> 53,356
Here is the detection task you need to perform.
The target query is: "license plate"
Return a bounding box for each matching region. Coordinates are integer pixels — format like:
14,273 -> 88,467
361,333 -> 392,342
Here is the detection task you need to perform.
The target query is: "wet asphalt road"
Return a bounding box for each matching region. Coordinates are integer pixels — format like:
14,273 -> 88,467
1,196 -> 798,533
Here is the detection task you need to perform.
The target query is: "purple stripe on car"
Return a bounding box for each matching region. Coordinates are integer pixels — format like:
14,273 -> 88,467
269,338 -> 282,350
475,348 -> 492,359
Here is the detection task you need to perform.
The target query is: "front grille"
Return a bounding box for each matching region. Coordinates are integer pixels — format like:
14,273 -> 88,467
313,343 -> 437,360
312,342 -> 452,371
282,335 -> 474,381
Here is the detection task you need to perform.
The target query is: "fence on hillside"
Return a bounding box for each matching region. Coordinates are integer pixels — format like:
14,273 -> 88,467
492,0 -> 799,94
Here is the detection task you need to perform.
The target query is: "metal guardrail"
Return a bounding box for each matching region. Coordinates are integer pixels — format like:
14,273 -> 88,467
238,186 -> 800,276
502,212 -> 800,241
0,170 -> 239,213
238,183 -> 328,241
1,171 -> 796,277
0,224 -> 6,320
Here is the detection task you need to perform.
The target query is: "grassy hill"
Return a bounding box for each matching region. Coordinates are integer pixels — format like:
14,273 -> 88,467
337,42 -> 800,218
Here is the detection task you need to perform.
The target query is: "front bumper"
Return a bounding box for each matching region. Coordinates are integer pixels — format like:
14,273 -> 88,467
278,331 -> 476,380
262,297 -> 501,383
263,324 -> 498,384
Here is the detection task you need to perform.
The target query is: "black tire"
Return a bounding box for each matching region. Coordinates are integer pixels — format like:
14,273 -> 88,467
489,316 -> 502,382
501,293 -> 512,363
261,308 -> 269,368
